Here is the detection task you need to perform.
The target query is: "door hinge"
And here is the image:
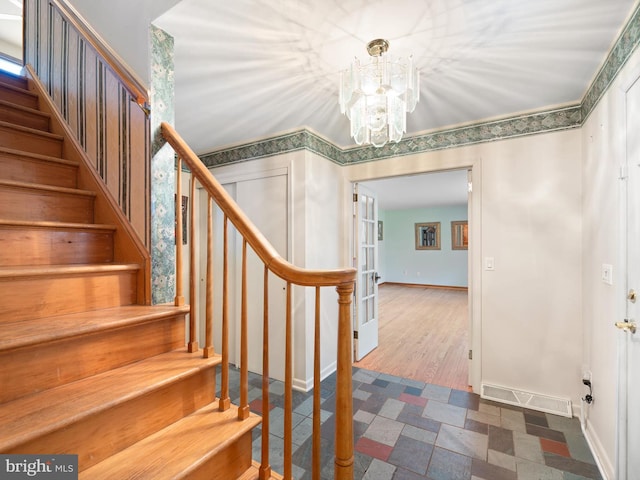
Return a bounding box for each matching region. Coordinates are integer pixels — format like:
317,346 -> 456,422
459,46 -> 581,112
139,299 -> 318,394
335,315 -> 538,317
468,349 -> 473,360
353,193 -> 358,202
353,331 -> 359,340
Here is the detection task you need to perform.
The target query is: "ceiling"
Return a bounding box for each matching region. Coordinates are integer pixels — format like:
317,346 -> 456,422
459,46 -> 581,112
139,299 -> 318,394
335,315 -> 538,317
1,0 -> 636,208
359,169 -> 469,210
153,0 -> 636,154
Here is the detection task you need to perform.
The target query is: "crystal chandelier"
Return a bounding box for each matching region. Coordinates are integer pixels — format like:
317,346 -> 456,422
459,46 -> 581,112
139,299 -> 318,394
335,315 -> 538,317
339,39 -> 420,148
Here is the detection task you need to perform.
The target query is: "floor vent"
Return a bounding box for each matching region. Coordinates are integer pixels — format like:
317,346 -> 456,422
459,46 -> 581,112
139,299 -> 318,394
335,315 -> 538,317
481,383 -> 572,418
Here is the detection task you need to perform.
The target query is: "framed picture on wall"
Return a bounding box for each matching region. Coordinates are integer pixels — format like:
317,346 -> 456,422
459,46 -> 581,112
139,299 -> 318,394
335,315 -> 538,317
378,220 -> 383,240
415,222 -> 440,250
451,220 -> 469,250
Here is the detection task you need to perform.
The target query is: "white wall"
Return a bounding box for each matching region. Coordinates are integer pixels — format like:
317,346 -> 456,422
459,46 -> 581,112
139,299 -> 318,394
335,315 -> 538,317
580,47 -> 640,479
301,153 -> 347,388
344,128 -> 583,405
381,205 -> 468,287
68,0 -> 180,85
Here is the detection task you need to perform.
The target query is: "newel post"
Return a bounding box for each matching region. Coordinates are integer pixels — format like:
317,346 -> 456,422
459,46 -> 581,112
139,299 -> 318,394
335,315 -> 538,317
334,282 -> 354,480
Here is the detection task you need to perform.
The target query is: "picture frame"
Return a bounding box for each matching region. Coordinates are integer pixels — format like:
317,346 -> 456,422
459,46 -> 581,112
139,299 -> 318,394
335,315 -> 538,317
415,222 -> 440,250
378,220 -> 383,241
451,220 -> 468,250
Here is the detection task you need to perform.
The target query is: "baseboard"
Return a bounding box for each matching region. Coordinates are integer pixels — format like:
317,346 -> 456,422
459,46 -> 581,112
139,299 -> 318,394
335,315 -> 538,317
577,405 -> 614,480
293,361 -> 337,393
382,281 -> 468,292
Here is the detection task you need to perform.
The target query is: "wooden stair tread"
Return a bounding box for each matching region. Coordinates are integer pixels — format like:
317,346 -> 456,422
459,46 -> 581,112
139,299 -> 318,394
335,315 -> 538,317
0,146 -> 79,167
79,400 -> 261,480
0,120 -> 62,140
0,304 -> 190,351
0,219 -> 116,231
0,81 -> 37,98
0,179 -> 96,197
0,71 -> 29,89
0,349 -> 221,451
0,98 -> 50,118
0,263 -> 140,279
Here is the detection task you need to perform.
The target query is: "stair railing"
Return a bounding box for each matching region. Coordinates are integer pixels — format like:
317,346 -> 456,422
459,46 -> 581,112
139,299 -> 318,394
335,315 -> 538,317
162,122 -> 356,480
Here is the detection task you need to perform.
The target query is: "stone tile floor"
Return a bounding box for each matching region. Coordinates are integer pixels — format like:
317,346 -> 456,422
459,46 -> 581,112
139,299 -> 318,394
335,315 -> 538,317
217,366 -> 602,480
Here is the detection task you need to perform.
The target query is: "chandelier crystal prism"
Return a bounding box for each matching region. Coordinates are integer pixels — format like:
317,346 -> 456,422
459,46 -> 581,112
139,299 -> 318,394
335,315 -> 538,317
339,39 -> 420,148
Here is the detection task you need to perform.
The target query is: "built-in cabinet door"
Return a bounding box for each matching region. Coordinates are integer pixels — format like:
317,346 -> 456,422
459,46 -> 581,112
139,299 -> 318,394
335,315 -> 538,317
202,173 -> 289,382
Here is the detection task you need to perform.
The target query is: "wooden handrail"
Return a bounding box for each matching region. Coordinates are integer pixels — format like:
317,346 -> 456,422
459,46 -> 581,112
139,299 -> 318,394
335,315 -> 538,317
161,122 -> 356,287
49,0 -> 149,109
161,121 -> 356,479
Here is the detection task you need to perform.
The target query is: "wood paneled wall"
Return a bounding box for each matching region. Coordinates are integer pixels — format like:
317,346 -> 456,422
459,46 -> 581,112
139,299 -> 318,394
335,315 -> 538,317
24,0 -> 151,247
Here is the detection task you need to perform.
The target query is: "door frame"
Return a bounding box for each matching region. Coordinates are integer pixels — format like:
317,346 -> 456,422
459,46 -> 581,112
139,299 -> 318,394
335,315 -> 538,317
346,162 -> 482,392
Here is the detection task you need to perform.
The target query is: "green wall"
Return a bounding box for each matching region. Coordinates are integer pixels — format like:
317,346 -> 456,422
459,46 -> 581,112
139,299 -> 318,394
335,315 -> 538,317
379,205 -> 468,287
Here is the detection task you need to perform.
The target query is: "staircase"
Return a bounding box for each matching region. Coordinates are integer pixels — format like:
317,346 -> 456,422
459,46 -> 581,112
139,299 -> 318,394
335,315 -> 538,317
0,69 -> 271,479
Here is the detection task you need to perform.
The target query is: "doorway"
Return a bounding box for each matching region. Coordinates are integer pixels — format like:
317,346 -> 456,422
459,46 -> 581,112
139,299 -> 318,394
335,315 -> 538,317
352,169 -> 473,390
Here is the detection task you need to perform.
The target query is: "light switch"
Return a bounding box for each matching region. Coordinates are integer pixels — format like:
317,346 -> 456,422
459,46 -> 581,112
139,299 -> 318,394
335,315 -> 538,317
602,264 -> 613,285
485,257 -> 495,271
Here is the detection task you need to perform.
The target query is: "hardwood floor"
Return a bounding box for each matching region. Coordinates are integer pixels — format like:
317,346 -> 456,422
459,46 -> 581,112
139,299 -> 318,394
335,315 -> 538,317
354,283 -> 470,391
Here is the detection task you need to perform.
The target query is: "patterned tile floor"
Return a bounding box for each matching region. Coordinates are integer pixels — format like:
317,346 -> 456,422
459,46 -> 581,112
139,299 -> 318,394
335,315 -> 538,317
217,366 -> 602,480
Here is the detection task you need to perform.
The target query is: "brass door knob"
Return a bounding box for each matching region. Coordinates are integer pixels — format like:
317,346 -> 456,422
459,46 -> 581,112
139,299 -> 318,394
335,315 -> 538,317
615,320 -> 637,334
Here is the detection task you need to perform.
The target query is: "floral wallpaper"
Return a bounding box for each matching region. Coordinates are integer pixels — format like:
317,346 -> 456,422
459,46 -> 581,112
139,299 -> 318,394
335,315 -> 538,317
150,25 -> 176,305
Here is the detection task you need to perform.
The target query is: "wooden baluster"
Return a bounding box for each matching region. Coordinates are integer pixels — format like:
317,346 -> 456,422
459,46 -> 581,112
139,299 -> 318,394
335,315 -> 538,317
174,157 -> 184,307
188,177 -> 198,352
284,282 -> 292,480
334,283 -> 355,480
203,195 -> 214,358
313,286 -> 321,480
219,214 -> 231,411
238,239 -> 250,420
259,265 -> 272,480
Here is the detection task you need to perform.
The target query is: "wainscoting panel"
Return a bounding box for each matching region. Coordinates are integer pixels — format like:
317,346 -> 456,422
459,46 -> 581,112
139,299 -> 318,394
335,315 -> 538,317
24,0 -> 151,248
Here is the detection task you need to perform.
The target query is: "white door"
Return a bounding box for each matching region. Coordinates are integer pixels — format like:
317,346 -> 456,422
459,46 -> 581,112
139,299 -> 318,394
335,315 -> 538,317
353,184 -> 379,361
235,175 -> 288,381
618,74 -> 640,480
203,174 -> 288,382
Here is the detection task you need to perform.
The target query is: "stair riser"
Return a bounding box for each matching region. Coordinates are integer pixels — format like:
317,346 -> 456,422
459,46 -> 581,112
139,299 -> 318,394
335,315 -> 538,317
188,432 -> 254,480
0,84 -> 38,109
0,270 -> 138,322
5,367 -> 216,471
0,314 -> 186,403
0,187 -> 94,223
0,126 -> 62,157
0,153 -> 78,188
0,74 -> 29,90
0,227 -> 114,266
0,103 -> 50,131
